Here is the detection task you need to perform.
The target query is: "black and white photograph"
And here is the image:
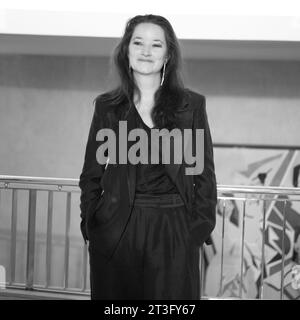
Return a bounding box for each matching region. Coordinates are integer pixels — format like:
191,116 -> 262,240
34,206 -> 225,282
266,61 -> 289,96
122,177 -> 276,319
0,0 -> 300,305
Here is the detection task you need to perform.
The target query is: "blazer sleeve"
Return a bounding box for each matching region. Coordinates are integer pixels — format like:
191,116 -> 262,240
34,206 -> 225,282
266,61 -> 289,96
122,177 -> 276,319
190,95 -> 217,247
79,97 -> 107,242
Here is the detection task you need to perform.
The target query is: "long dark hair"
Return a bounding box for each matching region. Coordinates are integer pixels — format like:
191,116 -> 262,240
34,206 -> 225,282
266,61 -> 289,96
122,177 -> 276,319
101,14 -> 186,130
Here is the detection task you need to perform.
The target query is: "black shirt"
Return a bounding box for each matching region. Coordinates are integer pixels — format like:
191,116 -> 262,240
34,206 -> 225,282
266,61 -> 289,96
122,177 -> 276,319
133,106 -> 179,195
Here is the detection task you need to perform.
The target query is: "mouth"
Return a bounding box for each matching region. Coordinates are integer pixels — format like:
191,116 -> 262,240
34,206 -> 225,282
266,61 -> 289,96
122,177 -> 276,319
138,59 -> 153,62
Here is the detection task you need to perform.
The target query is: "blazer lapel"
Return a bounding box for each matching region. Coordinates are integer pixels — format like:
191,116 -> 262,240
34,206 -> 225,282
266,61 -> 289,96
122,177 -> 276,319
162,95 -> 193,184
123,102 -> 137,205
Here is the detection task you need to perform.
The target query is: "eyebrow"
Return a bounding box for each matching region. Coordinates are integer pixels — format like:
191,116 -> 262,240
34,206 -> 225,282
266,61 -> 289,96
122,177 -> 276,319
132,36 -> 164,43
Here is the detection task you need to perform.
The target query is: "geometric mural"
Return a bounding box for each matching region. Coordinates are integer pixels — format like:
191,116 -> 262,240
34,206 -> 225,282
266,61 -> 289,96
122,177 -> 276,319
204,147 -> 300,299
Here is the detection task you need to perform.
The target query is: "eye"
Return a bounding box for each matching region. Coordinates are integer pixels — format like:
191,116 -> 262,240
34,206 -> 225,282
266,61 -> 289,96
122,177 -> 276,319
153,44 -> 162,48
133,41 -> 142,46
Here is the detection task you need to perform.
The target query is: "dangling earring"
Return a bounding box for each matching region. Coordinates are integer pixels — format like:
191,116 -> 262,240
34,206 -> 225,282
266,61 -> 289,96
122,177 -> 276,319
160,61 -> 166,86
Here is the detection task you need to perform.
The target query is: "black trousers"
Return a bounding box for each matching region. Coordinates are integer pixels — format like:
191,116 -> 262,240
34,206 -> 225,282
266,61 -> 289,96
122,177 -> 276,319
88,193 -> 200,300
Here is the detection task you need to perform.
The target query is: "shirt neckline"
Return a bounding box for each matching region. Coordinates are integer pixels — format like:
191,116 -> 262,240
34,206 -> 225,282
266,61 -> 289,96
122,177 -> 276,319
134,104 -> 155,130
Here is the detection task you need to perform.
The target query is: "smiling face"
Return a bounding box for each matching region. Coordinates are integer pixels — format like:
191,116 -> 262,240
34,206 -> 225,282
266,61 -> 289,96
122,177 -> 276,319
128,22 -> 168,77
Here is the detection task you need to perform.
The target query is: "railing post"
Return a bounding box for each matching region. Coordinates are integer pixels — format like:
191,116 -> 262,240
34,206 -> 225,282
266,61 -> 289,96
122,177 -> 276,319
82,243 -> 88,292
26,189 -> 37,290
280,200 -> 287,300
64,192 -> 71,290
259,199 -> 266,300
218,200 -> 226,297
239,200 -> 246,299
199,245 -> 205,299
46,191 -> 53,288
10,189 -> 18,285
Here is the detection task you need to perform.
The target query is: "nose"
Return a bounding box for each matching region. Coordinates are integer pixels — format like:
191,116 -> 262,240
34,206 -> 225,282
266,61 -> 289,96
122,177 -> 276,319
141,45 -> 151,56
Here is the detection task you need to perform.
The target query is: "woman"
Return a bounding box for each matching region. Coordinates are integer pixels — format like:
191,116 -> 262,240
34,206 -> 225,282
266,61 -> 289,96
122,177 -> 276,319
79,14 -> 217,300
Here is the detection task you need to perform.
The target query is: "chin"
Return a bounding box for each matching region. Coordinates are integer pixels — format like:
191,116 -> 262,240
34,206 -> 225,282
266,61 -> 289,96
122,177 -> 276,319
134,67 -> 160,75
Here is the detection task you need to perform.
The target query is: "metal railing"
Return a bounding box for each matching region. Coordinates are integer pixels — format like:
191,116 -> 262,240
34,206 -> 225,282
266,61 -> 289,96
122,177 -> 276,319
0,175 -> 89,297
1,175 -> 300,299
202,185 -> 300,300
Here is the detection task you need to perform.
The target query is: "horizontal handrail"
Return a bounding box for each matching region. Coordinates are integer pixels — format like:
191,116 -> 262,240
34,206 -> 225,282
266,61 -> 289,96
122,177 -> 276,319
0,175 -> 78,187
1,175 -> 300,195
218,184 -> 300,195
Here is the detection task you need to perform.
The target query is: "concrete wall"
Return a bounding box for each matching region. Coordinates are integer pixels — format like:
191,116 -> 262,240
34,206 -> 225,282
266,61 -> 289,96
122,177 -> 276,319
182,59 -> 300,146
1,55 -> 299,181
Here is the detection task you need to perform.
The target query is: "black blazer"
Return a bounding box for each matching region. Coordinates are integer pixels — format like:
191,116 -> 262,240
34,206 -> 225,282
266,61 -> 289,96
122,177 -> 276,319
79,88 -> 217,259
